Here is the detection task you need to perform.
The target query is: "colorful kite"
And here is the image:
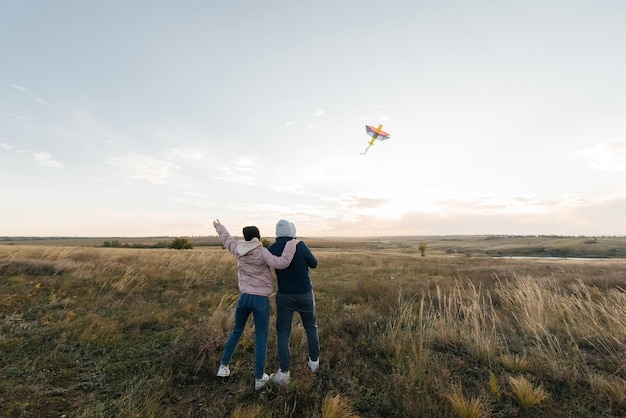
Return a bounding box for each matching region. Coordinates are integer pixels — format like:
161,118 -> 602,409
361,124 -> 390,155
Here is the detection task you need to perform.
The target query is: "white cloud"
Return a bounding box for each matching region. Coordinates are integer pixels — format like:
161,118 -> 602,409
340,194 -> 387,210
267,183 -> 303,193
108,154 -> 179,184
211,154 -> 260,185
167,189 -> 217,209
438,195 -> 550,216
7,113 -> 27,120
107,148 -> 206,185
165,148 -> 205,161
184,191 -> 212,199
10,84 -> 28,94
213,173 -> 258,186
11,84 -> 50,106
293,194 -> 626,236
285,121 -> 296,127
576,138 -> 626,172
315,109 -> 325,117
34,152 -> 65,169
1,143 -> 13,150
232,155 -> 258,169
34,97 -> 51,106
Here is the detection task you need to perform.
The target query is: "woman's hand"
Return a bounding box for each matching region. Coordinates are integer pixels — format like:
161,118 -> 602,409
213,219 -> 221,229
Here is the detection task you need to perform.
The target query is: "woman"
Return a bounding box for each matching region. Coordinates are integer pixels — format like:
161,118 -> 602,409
213,219 -> 298,390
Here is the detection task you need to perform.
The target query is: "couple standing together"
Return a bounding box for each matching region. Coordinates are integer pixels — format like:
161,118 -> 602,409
213,219 -> 320,390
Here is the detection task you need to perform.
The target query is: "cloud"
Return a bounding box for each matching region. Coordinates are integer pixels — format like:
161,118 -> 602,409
10,84 -> 28,94
291,194 -> 626,236
34,152 -> 65,169
213,172 -> 258,185
315,109 -> 325,117
107,147 -> 208,185
341,195 -> 388,210
438,195 -> 550,215
212,154 -> 260,186
108,154 -> 179,184
285,121 -> 296,127
165,148 -> 205,161
291,189 -> 626,236
7,113 -> 27,120
171,192 -> 216,209
34,98 -> 50,106
267,183 -> 303,193
1,143 -> 13,151
576,138 -> 626,172
184,191 -> 212,199
232,155 -> 258,169
11,84 -> 50,106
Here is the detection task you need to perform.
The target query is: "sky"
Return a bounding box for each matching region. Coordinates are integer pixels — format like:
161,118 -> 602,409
1,1 -> 626,238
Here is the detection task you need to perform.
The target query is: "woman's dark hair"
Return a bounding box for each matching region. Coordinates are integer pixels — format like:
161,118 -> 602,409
243,226 -> 260,241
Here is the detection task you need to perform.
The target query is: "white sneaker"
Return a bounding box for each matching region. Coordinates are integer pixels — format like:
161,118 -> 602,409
307,358 -> 319,373
269,369 -> 290,386
255,373 -> 270,390
216,364 -> 230,377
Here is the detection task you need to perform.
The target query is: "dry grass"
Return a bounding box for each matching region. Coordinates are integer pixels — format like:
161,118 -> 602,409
321,393 -> 359,418
488,371 -> 500,401
507,375 -> 549,409
1,240 -> 626,417
232,404 -> 267,418
445,385 -> 491,418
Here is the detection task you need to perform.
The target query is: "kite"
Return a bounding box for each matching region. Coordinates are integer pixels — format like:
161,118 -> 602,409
361,124 -> 390,155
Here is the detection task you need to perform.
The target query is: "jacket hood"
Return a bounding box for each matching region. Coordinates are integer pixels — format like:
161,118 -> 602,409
237,238 -> 262,255
276,219 -> 296,238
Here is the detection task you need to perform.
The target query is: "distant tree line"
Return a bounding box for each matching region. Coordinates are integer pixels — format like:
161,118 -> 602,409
102,238 -> 193,249
482,235 -> 624,239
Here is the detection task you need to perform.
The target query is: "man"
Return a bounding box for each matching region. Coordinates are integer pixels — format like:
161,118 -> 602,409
269,219 -> 320,386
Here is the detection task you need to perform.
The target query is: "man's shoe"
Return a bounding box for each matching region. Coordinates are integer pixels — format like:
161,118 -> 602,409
307,358 -> 319,373
216,364 -> 230,377
255,373 -> 270,390
269,369 -> 290,386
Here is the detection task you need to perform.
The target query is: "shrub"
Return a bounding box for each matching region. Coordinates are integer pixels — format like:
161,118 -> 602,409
169,238 -> 193,250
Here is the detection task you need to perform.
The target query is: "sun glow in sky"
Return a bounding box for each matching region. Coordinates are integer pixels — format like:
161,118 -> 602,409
2,1 -> 626,237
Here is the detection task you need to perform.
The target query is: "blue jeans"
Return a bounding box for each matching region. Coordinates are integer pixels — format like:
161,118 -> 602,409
275,290 -> 320,372
220,293 -> 270,380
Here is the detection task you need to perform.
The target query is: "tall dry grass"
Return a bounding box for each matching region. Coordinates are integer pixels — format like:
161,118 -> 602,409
1,244 -> 626,417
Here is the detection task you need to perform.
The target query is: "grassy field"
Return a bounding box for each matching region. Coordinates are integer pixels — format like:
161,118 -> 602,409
3,235 -> 626,258
1,237 -> 626,417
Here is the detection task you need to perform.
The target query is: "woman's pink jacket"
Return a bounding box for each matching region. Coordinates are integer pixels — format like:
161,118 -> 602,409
216,224 -> 297,297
